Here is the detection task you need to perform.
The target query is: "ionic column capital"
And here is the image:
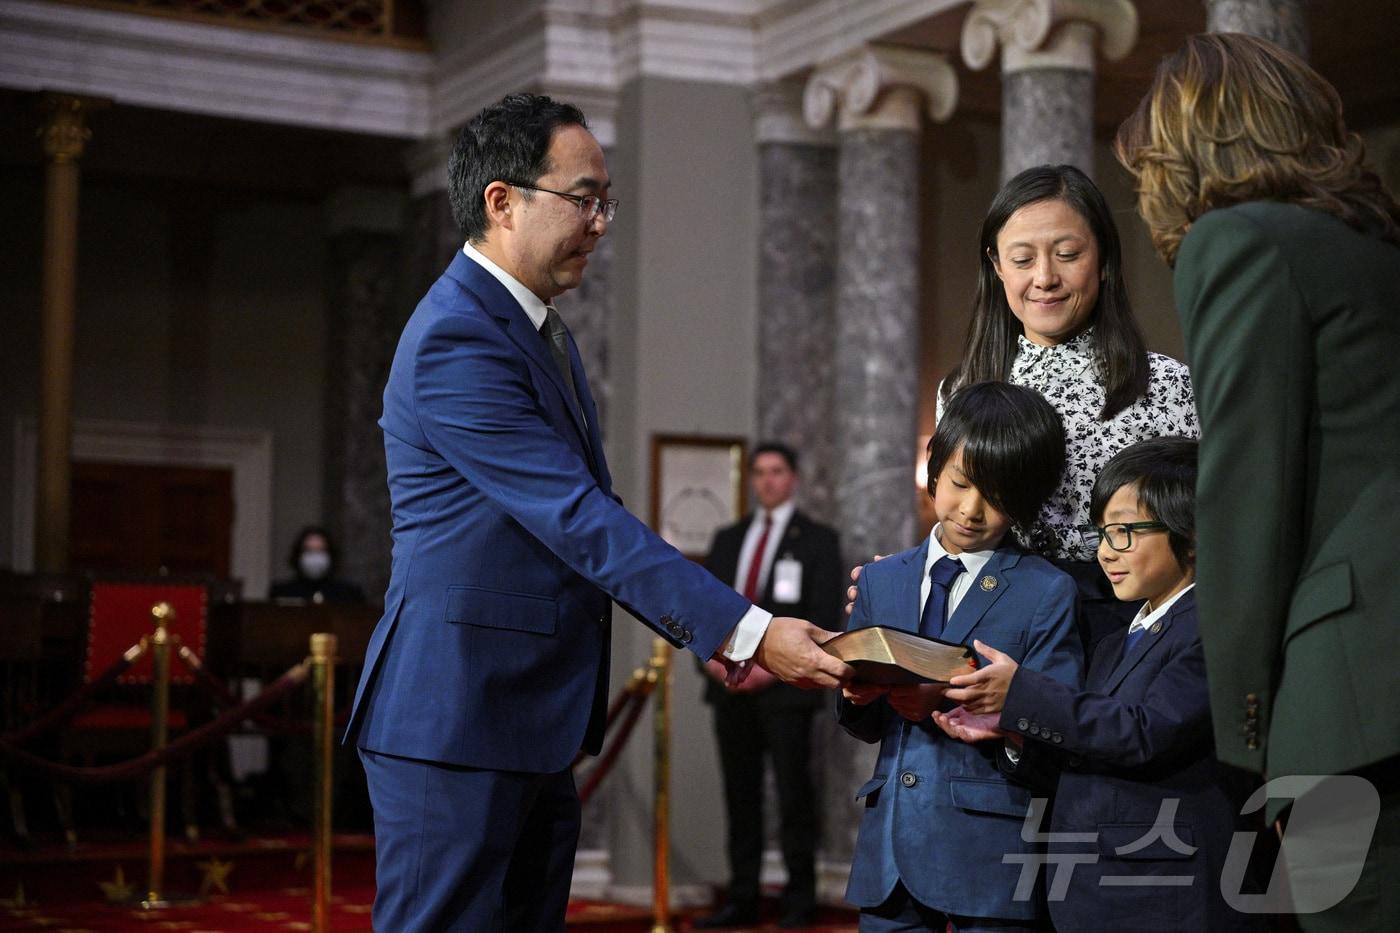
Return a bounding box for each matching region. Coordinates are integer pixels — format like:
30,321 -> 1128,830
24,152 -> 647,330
753,80 -> 836,146
961,0 -> 1138,74
38,92 -> 108,165
803,45 -> 958,134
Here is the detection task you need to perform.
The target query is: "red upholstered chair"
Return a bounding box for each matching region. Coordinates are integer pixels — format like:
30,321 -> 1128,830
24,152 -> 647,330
58,580 -> 212,842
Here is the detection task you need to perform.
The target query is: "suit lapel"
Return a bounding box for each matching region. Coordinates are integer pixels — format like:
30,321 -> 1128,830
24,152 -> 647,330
1100,589 -> 1196,695
884,540 -> 930,634
939,548 -> 1017,646
449,253 -> 596,467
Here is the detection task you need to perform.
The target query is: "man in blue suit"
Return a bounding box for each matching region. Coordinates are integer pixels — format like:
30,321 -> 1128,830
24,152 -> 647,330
345,94 -> 851,931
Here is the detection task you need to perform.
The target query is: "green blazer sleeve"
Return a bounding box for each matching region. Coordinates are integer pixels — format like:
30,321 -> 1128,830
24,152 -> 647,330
1174,207 -> 1310,774
1174,202 -> 1400,779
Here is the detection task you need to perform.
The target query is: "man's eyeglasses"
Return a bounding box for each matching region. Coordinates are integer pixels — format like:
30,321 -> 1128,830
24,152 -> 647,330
1079,521 -> 1169,551
508,183 -> 618,223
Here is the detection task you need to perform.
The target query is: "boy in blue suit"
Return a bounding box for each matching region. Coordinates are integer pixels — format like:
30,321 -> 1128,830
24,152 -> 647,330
938,437 -> 1266,931
840,382 -> 1083,931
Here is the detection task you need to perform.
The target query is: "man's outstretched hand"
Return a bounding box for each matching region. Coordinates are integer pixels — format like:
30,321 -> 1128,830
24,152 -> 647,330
753,617 -> 852,689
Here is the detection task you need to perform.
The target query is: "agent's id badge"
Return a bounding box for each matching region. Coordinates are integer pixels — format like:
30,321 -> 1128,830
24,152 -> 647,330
772,557 -> 803,603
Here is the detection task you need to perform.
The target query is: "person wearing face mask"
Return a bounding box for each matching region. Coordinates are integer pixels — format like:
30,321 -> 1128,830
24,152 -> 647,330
269,526 -> 366,605
937,165 -> 1199,656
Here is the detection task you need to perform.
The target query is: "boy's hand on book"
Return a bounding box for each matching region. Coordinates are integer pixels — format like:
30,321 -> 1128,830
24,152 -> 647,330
844,555 -> 887,617
754,617 -> 852,689
842,683 -> 888,706
886,684 -> 947,722
932,705 -> 1006,743
943,639 -> 1017,714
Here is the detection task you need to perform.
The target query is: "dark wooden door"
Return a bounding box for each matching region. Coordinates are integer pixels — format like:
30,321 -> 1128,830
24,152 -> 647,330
69,462 -> 233,577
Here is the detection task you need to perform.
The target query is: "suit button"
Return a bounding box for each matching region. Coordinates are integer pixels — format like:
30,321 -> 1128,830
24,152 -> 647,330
1016,718 -> 1030,731
1051,732 -> 1063,744
900,772 -> 917,788
680,629 -> 693,645
1029,725 -> 1042,737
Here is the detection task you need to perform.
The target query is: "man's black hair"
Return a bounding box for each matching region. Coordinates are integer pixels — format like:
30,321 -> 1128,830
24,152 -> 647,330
1089,436 -> 1198,568
750,441 -> 798,473
926,382 -> 1065,529
448,93 -> 589,242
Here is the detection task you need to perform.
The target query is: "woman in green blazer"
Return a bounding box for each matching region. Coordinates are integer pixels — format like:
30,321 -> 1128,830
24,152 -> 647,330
1115,32 -> 1400,930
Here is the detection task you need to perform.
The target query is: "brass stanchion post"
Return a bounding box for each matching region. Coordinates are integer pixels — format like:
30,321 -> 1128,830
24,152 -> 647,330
650,637 -> 672,933
143,602 -> 173,909
310,633 -> 337,933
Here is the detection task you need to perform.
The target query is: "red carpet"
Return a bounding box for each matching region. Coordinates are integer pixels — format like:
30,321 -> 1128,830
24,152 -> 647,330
0,834 -> 857,931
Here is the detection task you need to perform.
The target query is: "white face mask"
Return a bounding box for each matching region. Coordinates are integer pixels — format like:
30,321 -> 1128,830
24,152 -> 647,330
299,550 -> 332,580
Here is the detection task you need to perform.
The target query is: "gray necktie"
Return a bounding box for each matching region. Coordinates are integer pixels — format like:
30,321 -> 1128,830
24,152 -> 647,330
542,306 -> 586,429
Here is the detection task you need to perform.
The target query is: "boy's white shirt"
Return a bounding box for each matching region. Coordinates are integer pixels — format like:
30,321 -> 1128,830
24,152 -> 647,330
1128,582 -> 1196,634
921,524 -> 996,620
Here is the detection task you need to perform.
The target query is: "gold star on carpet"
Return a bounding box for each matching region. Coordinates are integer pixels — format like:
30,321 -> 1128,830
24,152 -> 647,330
196,856 -> 235,896
0,882 -> 24,907
99,866 -> 135,903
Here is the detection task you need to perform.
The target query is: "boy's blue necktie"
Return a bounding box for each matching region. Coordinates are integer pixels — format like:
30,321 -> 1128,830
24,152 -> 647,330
920,556 -> 965,639
1121,624 -> 1148,660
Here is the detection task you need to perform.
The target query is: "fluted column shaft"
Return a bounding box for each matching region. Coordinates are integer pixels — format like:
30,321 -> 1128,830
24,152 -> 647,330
36,93 -> 103,573
1205,0 -> 1309,59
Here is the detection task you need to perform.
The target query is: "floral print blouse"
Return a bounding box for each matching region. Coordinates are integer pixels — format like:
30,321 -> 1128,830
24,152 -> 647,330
941,328 -> 1199,561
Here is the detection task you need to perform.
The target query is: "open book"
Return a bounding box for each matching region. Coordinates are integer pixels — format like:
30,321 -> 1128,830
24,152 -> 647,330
823,626 -> 978,685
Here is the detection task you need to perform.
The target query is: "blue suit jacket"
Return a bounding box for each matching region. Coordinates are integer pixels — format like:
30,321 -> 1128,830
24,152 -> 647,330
345,251 -> 750,773
1001,590 -> 1264,932
839,540 -> 1083,919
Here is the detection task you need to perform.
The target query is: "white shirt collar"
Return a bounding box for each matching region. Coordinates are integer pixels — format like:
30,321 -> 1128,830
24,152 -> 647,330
463,241 -> 551,331
1128,582 -> 1196,634
756,499 -> 796,528
925,523 -> 996,582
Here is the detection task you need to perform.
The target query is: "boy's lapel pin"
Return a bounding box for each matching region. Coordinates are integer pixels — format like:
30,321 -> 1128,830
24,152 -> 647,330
980,575 -> 998,592
1149,621 -> 1163,634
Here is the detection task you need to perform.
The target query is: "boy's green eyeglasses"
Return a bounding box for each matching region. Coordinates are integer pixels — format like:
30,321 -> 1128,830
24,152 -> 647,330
1079,521 -> 1169,551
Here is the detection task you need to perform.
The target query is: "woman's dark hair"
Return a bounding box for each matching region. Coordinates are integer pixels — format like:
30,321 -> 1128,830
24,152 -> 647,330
288,525 -> 337,576
941,164 -> 1151,421
1089,436 -> 1197,568
449,93 -> 589,242
927,382 -> 1066,529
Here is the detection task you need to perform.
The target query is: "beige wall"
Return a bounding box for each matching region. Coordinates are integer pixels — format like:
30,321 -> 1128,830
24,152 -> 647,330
603,75 -> 761,890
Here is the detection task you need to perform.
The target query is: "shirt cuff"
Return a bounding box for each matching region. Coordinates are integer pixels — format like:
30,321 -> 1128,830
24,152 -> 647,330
721,605 -> 773,662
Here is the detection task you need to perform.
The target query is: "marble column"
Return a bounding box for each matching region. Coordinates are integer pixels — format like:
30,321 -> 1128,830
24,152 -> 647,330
752,81 -> 838,520
323,189 -> 407,603
402,134 -> 462,310
36,93 -> 105,573
1205,0 -> 1309,59
961,0 -> 1139,182
804,44 -> 958,870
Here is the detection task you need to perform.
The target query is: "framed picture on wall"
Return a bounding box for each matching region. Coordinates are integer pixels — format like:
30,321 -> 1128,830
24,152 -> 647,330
649,434 -> 748,560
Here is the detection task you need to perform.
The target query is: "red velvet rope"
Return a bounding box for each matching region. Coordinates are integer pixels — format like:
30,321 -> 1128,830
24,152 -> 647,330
570,675 -> 654,770
0,640 -> 148,746
0,661 -> 310,784
177,645 -> 345,735
577,685 -> 654,805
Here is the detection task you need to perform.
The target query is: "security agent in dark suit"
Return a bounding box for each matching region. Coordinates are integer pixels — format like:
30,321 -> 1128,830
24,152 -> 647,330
695,443 -> 844,930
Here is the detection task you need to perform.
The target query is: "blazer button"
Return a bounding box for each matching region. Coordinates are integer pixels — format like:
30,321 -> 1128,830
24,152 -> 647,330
680,629 -> 693,645
900,772 -> 917,788
1016,718 -> 1030,731
1029,725 -> 1042,737
1051,732 -> 1063,744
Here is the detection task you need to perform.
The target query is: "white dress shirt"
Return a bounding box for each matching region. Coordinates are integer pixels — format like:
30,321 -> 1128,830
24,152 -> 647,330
734,500 -> 795,600
921,524 -> 997,623
1127,582 -> 1196,635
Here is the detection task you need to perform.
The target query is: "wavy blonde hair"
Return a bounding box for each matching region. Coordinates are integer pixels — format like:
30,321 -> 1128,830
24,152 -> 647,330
1114,32 -> 1400,266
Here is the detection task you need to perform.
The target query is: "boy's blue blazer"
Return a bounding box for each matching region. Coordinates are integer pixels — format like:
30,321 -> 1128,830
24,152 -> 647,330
839,539 -> 1083,920
1001,589 -> 1264,932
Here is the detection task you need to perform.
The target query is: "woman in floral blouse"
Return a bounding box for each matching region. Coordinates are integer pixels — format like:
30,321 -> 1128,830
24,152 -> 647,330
939,164 -> 1198,651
